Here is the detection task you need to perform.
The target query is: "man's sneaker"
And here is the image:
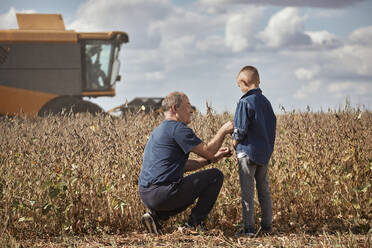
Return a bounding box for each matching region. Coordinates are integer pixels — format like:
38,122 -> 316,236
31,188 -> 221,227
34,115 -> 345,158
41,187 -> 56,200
141,212 -> 162,234
183,222 -> 208,232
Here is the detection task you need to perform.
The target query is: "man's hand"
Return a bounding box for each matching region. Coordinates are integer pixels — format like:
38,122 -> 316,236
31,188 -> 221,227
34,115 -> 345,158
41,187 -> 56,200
220,121 -> 234,136
204,121 -> 234,155
215,147 -> 233,161
186,147 -> 233,172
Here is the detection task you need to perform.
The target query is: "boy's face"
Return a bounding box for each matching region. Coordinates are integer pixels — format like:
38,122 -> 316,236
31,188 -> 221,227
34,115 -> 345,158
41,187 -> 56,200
236,72 -> 250,94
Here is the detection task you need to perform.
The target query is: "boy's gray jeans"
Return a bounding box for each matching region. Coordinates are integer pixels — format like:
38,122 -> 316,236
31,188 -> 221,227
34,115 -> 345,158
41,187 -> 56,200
238,156 -> 272,233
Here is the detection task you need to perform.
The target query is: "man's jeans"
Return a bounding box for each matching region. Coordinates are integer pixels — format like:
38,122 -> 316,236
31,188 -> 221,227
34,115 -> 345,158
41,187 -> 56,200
238,156 -> 272,233
139,168 -> 224,226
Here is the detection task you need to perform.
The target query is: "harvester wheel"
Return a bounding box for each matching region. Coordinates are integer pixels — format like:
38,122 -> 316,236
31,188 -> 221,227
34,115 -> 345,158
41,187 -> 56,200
38,96 -> 104,116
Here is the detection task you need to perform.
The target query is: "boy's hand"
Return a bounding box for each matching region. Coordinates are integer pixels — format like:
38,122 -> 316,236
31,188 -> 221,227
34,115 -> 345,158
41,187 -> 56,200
233,140 -> 238,150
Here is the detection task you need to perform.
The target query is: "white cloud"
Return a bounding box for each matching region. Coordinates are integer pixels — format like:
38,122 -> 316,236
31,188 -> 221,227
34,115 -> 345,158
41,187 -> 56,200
295,66 -> 320,81
331,44 -> 372,76
146,6 -> 231,67
349,26 -> 372,46
258,7 -> 312,48
328,82 -> 372,98
149,9 -> 208,40
0,7 -> 17,29
324,26 -> 372,76
68,0 -> 170,49
196,35 -> 226,54
309,9 -> 346,18
0,7 -> 35,29
289,30 -> 372,103
225,8 -> 263,52
306,30 -> 342,48
199,0 -> 365,9
144,71 -> 165,81
282,29 -> 372,78
294,80 -> 322,99
161,35 -> 196,62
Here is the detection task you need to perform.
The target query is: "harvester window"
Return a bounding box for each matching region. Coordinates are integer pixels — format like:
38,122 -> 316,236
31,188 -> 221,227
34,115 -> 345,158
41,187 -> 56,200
0,46 -> 10,64
110,46 -> 121,86
82,40 -> 114,91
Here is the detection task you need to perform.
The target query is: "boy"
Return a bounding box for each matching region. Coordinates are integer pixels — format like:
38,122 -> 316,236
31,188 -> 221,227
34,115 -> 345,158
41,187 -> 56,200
232,66 -> 276,236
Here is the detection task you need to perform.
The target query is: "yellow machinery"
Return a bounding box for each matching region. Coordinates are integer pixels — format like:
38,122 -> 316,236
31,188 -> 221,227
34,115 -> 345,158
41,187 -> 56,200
0,13 -> 129,117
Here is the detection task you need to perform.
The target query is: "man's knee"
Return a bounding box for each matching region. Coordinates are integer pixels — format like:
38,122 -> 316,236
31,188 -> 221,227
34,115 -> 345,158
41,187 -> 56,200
209,168 -> 224,185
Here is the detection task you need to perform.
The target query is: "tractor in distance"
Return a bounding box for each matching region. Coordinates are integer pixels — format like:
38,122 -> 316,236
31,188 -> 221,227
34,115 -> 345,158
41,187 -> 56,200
0,13 -> 129,117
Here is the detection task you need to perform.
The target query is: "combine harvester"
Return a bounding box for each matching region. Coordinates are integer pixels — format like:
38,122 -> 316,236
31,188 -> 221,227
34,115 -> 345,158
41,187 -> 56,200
0,13 -> 129,117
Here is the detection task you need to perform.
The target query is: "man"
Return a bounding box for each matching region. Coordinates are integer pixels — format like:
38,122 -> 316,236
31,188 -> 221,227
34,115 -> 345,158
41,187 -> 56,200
138,91 -> 234,234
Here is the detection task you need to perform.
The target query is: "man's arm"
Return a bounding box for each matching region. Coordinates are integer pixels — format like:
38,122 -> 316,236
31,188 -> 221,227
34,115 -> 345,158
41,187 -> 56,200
206,121 -> 234,154
185,147 -> 232,172
189,120 -> 233,161
191,142 -> 215,161
185,121 -> 233,172
184,158 -> 209,172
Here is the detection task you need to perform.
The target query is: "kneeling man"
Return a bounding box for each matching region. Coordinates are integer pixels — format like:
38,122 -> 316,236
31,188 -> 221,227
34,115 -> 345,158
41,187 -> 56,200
138,91 -> 233,234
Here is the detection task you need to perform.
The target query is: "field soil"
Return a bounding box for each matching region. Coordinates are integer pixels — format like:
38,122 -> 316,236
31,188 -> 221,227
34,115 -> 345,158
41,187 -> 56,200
10,231 -> 372,247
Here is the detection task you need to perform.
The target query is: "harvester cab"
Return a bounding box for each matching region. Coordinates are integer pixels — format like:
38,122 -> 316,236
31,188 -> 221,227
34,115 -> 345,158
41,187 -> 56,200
0,13 -> 129,117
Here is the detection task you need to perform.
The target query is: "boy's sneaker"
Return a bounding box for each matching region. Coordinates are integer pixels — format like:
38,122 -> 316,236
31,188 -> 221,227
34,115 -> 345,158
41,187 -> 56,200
235,229 -> 255,238
256,226 -> 272,237
258,229 -> 272,237
141,212 -> 162,234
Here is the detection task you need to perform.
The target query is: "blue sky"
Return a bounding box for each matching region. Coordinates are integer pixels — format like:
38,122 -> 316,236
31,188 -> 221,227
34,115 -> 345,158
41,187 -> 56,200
1,0 -> 371,113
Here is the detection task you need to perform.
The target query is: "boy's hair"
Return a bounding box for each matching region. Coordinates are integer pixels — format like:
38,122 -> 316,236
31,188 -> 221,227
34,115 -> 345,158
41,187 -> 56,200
162,91 -> 185,111
239,65 -> 260,86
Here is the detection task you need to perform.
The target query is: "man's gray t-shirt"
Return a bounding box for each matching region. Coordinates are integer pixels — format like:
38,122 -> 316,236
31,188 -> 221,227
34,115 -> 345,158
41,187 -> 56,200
139,120 -> 202,188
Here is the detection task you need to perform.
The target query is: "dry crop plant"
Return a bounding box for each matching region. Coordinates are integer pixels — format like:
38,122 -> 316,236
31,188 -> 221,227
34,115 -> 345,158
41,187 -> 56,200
271,107 -> 371,234
0,106 -> 371,241
0,112 -> 163,239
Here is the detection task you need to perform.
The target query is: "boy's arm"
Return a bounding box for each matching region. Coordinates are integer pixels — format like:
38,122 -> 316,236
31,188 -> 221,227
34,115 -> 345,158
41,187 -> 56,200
232,101 -> 251,143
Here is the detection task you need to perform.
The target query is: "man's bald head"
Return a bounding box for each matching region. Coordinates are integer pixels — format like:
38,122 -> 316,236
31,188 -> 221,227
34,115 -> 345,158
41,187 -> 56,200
162,91 -> 186,112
